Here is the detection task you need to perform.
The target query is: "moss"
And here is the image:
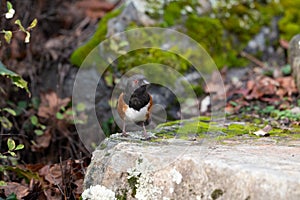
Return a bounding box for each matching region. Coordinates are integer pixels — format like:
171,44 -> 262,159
163,1 -> 183,26
211,189 -> 224,200
153,114 -> 300,142
71,0 -> 285,72
185,15 -> 225,68
99,143 -> 107,150
128,174 -> 140,197
70,8 -> 122,66
116,190 -> 127,200
114,48 -> 190,74
279,0 -> 300,40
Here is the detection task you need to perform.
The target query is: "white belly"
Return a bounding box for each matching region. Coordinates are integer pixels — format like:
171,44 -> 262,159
124,103 -> 150,122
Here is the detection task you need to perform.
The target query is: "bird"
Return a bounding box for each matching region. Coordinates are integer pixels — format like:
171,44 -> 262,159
117,75 -> 152,138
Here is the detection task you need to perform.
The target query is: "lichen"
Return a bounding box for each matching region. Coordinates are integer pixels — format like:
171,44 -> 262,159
82,185 -> 116,200
135,172 -> 162,200
126,156 -> 162,200
170,168 -> 182,184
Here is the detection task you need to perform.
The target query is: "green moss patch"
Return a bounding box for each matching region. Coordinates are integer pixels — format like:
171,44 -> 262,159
153,116 -> 300,142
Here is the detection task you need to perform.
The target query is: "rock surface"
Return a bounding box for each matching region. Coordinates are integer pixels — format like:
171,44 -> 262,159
84,133 -> 300,200
289,34 -> 300,92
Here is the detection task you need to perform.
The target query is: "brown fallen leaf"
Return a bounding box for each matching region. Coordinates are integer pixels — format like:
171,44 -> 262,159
31,129 -> 52,152
39,164 -> 62,186
74,179 -> 84,195
245,76 -> 287,101
276,76 -> 298,97
43,188 -> 61,200
0,182 -> 29,199
38,90 -> 70,119
76,0 -> 115,19
23,179 -> 47,200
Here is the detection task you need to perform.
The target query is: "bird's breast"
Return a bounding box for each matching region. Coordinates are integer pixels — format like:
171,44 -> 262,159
124,103 -> 150,122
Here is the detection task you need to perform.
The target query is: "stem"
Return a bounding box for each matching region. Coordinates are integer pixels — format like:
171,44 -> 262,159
0,0 -> 7,44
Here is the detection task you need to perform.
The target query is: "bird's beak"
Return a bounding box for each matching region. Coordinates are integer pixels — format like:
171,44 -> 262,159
143,80 -> 150,86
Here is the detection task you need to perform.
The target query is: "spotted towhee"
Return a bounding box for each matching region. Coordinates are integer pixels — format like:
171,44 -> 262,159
117,75 -> 153,138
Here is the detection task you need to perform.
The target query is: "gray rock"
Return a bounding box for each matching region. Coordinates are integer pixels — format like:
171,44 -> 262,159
84,134 -> 300,199
289,34 -> 300,92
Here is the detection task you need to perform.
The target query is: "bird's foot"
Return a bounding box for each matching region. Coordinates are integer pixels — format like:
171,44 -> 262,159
121,131 -> 129,137
141,131 -> 152,140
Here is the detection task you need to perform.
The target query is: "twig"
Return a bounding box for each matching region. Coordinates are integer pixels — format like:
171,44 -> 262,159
240,51 -> 267,68
59,156 -> 67,200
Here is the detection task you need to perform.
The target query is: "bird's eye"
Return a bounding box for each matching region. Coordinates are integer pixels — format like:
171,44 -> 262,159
133,79 -> 139,85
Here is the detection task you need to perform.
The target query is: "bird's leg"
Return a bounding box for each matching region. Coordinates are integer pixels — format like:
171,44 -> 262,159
122,121 -> 128,136
142,122 -> 148,138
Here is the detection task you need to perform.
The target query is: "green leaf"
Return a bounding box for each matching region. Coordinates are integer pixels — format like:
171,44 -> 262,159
15,101 -> 28,116
0,61 -> 30,95
0,180 -> 7,186
7,1 -> 13,10
0,153 -> 7,159
65,110 -> 74,116
28,18 -> 38,29
6,193 -> 17,200
2,30 -> 12,43
3,108 -> 16,116
56,112 -> 64,120
3,166 -> 42,182
76,103 -> 86,112
0,116 -> 13,130
15,144 -> 24,150
7,138 -> 16,151
8,151 -> 16,157
39,124 -> 46,130
30,115 -> 38,126
15,19 -> 26,32
281,64 -> 291,76
5,2 -> 15,19
34,129 -> 44,136
31,97 -> 40,109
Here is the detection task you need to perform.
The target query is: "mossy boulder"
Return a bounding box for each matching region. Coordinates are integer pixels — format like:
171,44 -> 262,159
71,1 -> 284,70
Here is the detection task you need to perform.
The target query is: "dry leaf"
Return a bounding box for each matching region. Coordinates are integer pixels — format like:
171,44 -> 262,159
0,182 -> 29,199
44,188 -> 61,200
74,179 -> 84,195
276,77 -> 298,97
76,0 -> 115,19
38,90 -> 70,119
39,164 -> 62,185
31,129 -> 52,152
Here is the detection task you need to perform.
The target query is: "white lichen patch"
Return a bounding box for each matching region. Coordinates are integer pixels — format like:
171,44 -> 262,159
82,185 -> 116,200
127,155 -> 152,178
135,172 -> 162,200
127,155 -> 163,200
170,168 -> 182,184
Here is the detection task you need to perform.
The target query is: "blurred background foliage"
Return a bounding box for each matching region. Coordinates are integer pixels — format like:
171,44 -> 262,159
71,0 -> 300,73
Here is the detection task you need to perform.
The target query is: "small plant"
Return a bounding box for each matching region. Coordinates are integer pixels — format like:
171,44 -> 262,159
0,107 -> 16,131
0,138 -> 24,186
0,138 -> 24,159
0,1 -> 37,45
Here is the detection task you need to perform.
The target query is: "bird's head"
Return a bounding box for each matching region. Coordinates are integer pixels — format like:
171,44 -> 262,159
125,75 -> 150,96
